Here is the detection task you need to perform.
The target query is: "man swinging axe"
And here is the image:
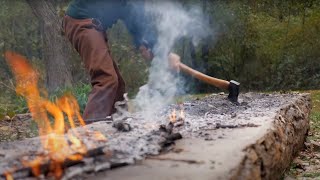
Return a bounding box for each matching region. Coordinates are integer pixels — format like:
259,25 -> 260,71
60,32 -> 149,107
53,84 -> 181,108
63,0 -> 240,123
168,53 -> 240,103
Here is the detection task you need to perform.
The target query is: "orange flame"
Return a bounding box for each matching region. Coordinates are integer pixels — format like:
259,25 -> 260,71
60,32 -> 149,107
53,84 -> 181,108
5,172 -> 13,180
169,109 -> 177,123
92,131 -> 108,142
179,104 -> 185,120
4,51 -> 106,178
169,105 -> 185,123
22,157 -> 43,177
180,109 -> 185,120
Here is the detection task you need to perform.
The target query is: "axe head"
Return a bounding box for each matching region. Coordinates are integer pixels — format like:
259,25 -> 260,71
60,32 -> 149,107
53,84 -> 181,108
228,80 -> 240,104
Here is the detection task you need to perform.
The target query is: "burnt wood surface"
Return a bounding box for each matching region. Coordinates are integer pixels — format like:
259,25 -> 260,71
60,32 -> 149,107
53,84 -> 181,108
0,93 -> 311,180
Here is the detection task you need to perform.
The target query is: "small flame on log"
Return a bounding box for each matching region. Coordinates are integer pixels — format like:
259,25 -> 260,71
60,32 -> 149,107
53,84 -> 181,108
92,131 -> 108,142
169,105 -> 185,124
169,109 -> 177,123
4,173 -> 13,180
4,51 -> 107,179
179,105 -> 185,121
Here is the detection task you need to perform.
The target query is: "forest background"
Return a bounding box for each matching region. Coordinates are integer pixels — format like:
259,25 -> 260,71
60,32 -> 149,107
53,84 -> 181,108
0,0 -> 319,117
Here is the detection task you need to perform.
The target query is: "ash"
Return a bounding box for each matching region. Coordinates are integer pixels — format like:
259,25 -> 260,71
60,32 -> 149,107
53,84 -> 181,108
163,93 -> 298,138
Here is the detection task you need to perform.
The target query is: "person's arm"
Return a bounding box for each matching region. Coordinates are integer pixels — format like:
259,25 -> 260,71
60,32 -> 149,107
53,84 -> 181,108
121,1 -> 157,61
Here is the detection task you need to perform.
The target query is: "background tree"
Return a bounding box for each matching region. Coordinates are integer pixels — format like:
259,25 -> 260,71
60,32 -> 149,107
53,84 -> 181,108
25,0 -> 73,92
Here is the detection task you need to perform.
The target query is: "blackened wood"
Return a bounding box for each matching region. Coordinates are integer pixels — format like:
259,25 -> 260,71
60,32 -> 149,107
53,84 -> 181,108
166,133 -> 182,141
112,120 -> 131,132
0,146 -> 110,179
166,122 -> 174,134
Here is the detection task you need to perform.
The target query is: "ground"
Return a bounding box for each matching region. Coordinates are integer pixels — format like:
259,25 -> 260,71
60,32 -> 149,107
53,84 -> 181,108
0,91 -> 319,179
284,90 -> 320,180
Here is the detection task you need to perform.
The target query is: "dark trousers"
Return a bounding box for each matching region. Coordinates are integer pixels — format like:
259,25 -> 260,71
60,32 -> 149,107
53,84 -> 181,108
63,15 -> 126,120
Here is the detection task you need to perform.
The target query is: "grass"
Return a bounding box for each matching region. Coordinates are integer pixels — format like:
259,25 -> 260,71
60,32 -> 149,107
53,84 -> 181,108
0,83 -> 91,117
49,83 -> 91,114
0,83 -> 91,142
307,90 -> 320,141
303,172 -> 320,178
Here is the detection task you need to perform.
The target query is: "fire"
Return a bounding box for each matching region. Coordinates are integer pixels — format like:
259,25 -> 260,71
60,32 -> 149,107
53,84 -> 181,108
91,131 -> 108,142
169,105 -> 185,123
169,109 -> 177,123
4,51 -> 106,179
4,173 -> 13,180
179,105 -> 185,120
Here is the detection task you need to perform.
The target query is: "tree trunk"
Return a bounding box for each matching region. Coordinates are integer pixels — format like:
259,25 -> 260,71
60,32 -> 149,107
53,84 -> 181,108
201,0 -> 210,69
25,0 -> 72,92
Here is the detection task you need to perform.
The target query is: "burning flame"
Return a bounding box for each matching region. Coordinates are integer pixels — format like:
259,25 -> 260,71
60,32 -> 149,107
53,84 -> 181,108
4,51 -> 106,179
180,108 -> 185,120
4,173 -> 13,180
169,109 -> 177,123
169,105 -> 185,123
92,131 -> 108,142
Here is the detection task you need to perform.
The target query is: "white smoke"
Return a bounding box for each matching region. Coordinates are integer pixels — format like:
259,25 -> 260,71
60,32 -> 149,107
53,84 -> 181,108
134,1 -> 210,118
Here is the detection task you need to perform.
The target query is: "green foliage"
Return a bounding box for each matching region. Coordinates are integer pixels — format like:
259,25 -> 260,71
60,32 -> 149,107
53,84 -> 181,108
0,92 -> 28,118
0,82 -> 91,119
302,172 -> 320,178
193,0 -> 320,92
0,0 -> 41,62
7,83 -> 88,114
309,90 -> 320,138
49,83 -> 91,113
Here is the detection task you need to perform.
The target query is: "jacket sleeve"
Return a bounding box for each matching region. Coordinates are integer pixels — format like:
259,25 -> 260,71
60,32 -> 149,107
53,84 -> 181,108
121,2 -> 157,50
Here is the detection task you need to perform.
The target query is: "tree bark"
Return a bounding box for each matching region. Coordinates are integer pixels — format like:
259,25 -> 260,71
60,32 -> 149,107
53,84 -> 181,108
25,0 -> 72,92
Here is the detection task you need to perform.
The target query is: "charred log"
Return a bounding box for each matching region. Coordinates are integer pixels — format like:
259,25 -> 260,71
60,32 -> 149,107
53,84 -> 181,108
0,121 -> 181,179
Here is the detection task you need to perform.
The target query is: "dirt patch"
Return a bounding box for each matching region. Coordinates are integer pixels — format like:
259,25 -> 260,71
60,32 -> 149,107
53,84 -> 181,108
0,114 -> 37,142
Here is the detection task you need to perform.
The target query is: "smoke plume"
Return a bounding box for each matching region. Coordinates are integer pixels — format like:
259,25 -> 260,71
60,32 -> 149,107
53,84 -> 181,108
133,1 -> 210,118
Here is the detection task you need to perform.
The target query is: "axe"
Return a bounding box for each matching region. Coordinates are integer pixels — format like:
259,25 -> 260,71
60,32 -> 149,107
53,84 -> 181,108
168,53 -> 240,103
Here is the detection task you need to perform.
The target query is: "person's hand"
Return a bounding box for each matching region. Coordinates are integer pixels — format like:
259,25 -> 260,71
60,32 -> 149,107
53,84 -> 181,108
168,53 -> 181,72
139,45 -> 153,61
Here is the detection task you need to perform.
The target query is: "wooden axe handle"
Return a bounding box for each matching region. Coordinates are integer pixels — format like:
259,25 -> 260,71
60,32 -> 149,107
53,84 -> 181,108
179,63 -> 230,90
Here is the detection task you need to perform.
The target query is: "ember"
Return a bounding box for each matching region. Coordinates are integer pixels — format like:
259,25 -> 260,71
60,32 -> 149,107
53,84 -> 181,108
3,51 -> 107,179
